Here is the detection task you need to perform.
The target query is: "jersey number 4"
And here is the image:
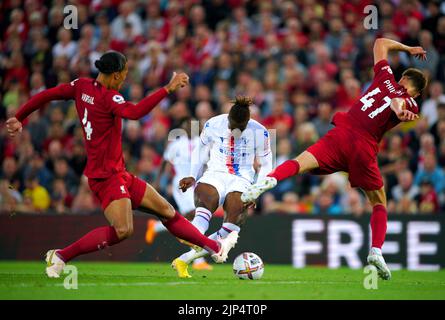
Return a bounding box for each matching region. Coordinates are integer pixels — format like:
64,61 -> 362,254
82,108 -> 93,140
360,88 -> 391,119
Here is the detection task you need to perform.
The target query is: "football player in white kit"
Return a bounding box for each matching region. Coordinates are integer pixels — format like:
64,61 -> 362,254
145,117 -> 213,270
171,97 -> 273,278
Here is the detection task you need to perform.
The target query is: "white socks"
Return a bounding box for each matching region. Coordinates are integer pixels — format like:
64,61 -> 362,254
192,207 -> 212,234
179,222 -> 241,264
154,221 -> 167,233
370,247 -> 382,255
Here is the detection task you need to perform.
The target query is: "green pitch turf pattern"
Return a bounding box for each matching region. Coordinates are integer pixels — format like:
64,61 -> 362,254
0,261 -> 444,300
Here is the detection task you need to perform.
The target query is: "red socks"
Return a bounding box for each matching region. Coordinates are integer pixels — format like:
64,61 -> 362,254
163,212 -> 220,253
57,226 -> 121,262
370,204 -> 387,249
267,159 -> 300,181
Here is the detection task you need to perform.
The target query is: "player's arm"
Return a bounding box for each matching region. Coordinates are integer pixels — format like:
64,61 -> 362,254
154,141 -> 175,191
179,139 -> 210,192
110,72 -> 189,120
255,128 -> 273,183
373,37 -> 426,65
6,82 -> 77,137
390,97 -> 419,122
256,152 -> 273,183
153,160 -> 172,192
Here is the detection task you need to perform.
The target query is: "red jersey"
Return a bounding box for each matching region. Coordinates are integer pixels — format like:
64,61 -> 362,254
16,78 -> 168,179
332,59 -> 418,143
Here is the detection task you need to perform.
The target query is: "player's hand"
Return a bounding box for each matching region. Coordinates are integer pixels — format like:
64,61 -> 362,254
396,109 -> 419,122
408,46 -> 427,61
5,117 -> 23,138
179,177 -> 195,192
165,72 -> 189,93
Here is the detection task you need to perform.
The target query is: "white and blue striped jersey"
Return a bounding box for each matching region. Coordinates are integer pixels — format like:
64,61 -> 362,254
199,114 -> 271,183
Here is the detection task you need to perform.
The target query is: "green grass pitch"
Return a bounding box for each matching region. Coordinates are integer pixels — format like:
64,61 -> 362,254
0,261 -> 444,300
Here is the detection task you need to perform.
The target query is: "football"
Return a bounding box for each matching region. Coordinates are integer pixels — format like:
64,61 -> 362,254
233,252 -> 264,280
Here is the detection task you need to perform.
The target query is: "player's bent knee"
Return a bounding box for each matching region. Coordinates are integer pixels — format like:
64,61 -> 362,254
114,224 -> 133,240
160,201 -> 176,218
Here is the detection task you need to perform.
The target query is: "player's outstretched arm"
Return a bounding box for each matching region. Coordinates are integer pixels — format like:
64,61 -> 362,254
390,97 -> 419,122
112,72 -> 189,120
373,38 -> 427,65
6,83 -> 76,138
256,152 -> 273,183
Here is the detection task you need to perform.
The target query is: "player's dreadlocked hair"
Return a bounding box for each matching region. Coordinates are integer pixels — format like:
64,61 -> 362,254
402,68 -> 427,95
229,96 -> 253,124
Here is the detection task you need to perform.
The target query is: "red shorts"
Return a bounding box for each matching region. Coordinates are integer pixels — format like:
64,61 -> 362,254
306,126 -> 383,191
88,171 -> 147,210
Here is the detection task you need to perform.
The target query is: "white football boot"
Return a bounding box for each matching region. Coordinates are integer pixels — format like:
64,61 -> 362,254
211,231 -> 239,263
45,249 -> 66,278
367,247 -> 391,280
241,177 -> 277,203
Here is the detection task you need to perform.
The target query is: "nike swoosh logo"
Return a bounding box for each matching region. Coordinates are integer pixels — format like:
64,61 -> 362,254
47,250 -> 55,267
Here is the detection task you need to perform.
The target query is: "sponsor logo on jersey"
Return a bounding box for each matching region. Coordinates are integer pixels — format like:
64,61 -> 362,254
112,95 -> 125,104
120,185 -> 126,194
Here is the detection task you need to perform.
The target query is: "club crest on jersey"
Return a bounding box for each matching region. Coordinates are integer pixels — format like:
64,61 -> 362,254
81,93 -> 94,105
112,95 -> 125,104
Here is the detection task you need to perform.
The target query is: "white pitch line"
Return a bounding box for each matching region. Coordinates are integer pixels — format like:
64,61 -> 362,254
2,280 -> 445,289
1,280 -> 349,288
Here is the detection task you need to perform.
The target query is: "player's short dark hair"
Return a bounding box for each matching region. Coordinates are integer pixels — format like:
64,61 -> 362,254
402,68 -> 427,95
229,96 -> 252,124
94,51 -> 127,74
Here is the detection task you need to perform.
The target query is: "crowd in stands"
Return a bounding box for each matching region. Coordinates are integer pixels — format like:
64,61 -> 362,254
1,0 -> 445,216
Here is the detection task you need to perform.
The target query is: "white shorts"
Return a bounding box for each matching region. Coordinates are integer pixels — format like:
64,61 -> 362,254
197,171 -> 252,206
172,181 -> 195,214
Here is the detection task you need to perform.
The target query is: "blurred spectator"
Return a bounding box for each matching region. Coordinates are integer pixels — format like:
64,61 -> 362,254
422,82 -> 445,128
50,178 -> 72,214
313,102 -> 334,137
341,188 -> 365,217
414,153 -> 445,195
0,178 -> 22,214
111,1 -> 143,42
52,28 -> 77,60
53,157 -> 79,196
417,179 -> 440,213
0,156 -> 22,191
391,169 -> 420,203
21,174 -> 50,212
71,176 -> 99,214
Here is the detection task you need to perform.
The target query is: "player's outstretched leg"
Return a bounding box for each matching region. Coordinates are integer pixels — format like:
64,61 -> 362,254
242,151 -> 319,203
174,191 -> 246,278
176,222 -> 241,266
145,210 -> 195,245
139,183 -> 238,264
46,198 -> 132,278
364,188 -> 391,280
172,183 -> 219,278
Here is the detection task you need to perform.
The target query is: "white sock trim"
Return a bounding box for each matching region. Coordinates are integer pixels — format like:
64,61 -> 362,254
192,207 -> 213,234
221,222 -> 240,233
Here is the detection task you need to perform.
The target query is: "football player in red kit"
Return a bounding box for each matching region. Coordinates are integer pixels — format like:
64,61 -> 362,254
241,38 -> 427,280
6,51 -> 238,278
